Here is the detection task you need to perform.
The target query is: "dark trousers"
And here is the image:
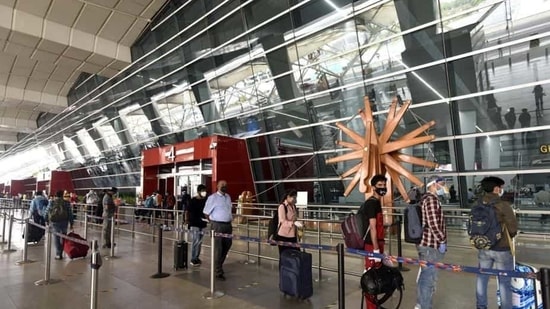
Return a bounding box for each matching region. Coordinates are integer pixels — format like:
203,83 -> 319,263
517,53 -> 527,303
211,221 -> 232,276
277,235 -> 298,256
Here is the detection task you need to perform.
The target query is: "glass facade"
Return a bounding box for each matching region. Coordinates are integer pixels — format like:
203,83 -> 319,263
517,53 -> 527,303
1,0 -> 550,212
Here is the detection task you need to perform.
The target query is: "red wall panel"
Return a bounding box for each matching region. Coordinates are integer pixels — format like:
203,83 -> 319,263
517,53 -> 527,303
50,171 -> 74,194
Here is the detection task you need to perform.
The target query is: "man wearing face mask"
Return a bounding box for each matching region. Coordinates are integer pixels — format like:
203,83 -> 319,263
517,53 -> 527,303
415,176 -> 447,309
187,184 -> 208,266
475,177 -> 518,309
203,180 -> 233,280
360,174 -> 388,309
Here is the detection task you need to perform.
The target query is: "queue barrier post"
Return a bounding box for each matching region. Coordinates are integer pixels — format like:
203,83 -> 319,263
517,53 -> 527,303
35,227 -> 60,285
3,214 -> 16,252
203,230 -> 224,299
16,218 -> 35,265
150,224 -> 170,279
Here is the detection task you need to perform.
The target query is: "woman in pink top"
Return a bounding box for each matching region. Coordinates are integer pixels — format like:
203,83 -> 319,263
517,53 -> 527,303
276,189 -> 303,255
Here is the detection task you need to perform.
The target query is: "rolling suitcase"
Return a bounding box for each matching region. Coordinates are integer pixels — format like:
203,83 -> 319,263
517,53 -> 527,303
174,240 -> 188,270
24,224 -> 45,243
23,217 -> 45,243
279,250 -> 313,299
497,238 -> 542,308
63,232 -> 89,259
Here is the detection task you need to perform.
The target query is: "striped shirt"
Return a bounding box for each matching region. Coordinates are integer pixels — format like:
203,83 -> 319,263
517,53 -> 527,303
420,192 -> 447,248
203,192 -> 232,222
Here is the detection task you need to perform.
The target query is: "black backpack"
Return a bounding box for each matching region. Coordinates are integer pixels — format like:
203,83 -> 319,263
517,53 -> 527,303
267,204 -> 288,242
468,199 -> 502,250
360,265 -> 404,307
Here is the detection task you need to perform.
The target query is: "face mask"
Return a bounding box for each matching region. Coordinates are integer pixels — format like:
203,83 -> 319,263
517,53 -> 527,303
200,191 -> 207,197
436,185 -> 445,196
220,186 -> 227,193
499,188 -> 504,197
374,188 -> 387,196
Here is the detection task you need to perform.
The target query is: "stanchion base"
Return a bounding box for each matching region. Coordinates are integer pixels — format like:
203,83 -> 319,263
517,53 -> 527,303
150,272 -> 170,279
240,259 -> 256,265
15,259 -> 35,265
398,265 -> 411,272
203,290 -> 225,299
2,249 -> 17,253
315,277 -> 332,283
34,278 -> 61,286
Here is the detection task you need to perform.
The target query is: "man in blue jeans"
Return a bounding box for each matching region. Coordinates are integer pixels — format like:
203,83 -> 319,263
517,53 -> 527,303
46,190 -> 74,260
187,184 -> 208,266
415,176 -> 447,309
476,177 -> 518,309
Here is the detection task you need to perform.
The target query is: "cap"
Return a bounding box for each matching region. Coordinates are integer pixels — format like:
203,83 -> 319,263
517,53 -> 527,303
426,176 -> 445,188
109,187 -> 118,192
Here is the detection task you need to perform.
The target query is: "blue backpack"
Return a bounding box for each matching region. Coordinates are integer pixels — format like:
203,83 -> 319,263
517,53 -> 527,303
468,199 -> 502,250
145,196 -> 155,208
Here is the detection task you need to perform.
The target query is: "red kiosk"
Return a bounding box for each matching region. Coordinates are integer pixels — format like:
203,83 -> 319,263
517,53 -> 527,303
141,135 -> 256,210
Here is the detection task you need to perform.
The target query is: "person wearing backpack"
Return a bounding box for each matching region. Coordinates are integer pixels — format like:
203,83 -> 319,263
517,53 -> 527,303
29,191 -> 48,224
45,190 -> 74,260
361,174 -> 388,309
475,177 -> 518,309
276,189 -> 302,256
415,176 -> 447,309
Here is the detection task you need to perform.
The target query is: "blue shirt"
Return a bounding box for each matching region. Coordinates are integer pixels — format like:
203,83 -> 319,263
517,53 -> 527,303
29,196 -> 49,218
203,192 -> 232,222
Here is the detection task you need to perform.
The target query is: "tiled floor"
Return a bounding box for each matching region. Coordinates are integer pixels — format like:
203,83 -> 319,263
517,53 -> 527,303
0,212 -> 547,309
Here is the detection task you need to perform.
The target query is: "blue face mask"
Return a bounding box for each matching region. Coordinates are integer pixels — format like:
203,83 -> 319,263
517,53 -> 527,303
436,187 -> 445,196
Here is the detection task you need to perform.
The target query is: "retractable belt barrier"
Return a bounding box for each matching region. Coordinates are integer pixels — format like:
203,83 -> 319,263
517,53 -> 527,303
211,231 -> 538,279
27,220 -> 89,246
347,248 -> 538,279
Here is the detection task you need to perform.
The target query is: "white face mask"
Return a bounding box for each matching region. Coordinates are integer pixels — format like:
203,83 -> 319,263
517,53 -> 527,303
200,191 -> 207,197
499,188 -> 504,197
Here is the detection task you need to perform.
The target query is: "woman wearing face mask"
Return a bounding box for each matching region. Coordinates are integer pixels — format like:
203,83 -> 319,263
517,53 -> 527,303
186,184 -> 208,266
276,189 -> 302,256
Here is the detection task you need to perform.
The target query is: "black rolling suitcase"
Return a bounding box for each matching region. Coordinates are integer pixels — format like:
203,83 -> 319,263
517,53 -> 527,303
23,215 -> 45,243
174,240 -> 188,270
279,250 -> 313,299
24,223 -> 45,243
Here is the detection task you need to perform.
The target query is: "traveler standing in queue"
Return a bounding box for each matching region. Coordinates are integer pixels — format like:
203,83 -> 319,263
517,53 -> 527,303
102,187 -> 118,249
203,180 -> 233,281
29,191 -> 48,225
415,176 -> 447,309
276,189 -> 302,256
476,176 -> 518,309
361,174 -> 387,309
187,184 -> 208,266
46,190 -> 74,260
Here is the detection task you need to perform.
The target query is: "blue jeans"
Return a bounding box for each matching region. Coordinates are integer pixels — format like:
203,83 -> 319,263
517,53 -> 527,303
50,222 -> 68,257
476,250 -> 513,309
190,226 -> 204,261
416,245 -> 445,309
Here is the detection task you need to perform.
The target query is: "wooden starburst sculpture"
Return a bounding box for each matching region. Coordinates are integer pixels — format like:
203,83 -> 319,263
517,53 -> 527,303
326,96 -> 438,201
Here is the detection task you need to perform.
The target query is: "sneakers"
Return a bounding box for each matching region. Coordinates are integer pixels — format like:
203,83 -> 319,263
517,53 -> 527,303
190,259 -> 201,267
54,255 -> 63,260
216,274 -> 226,281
